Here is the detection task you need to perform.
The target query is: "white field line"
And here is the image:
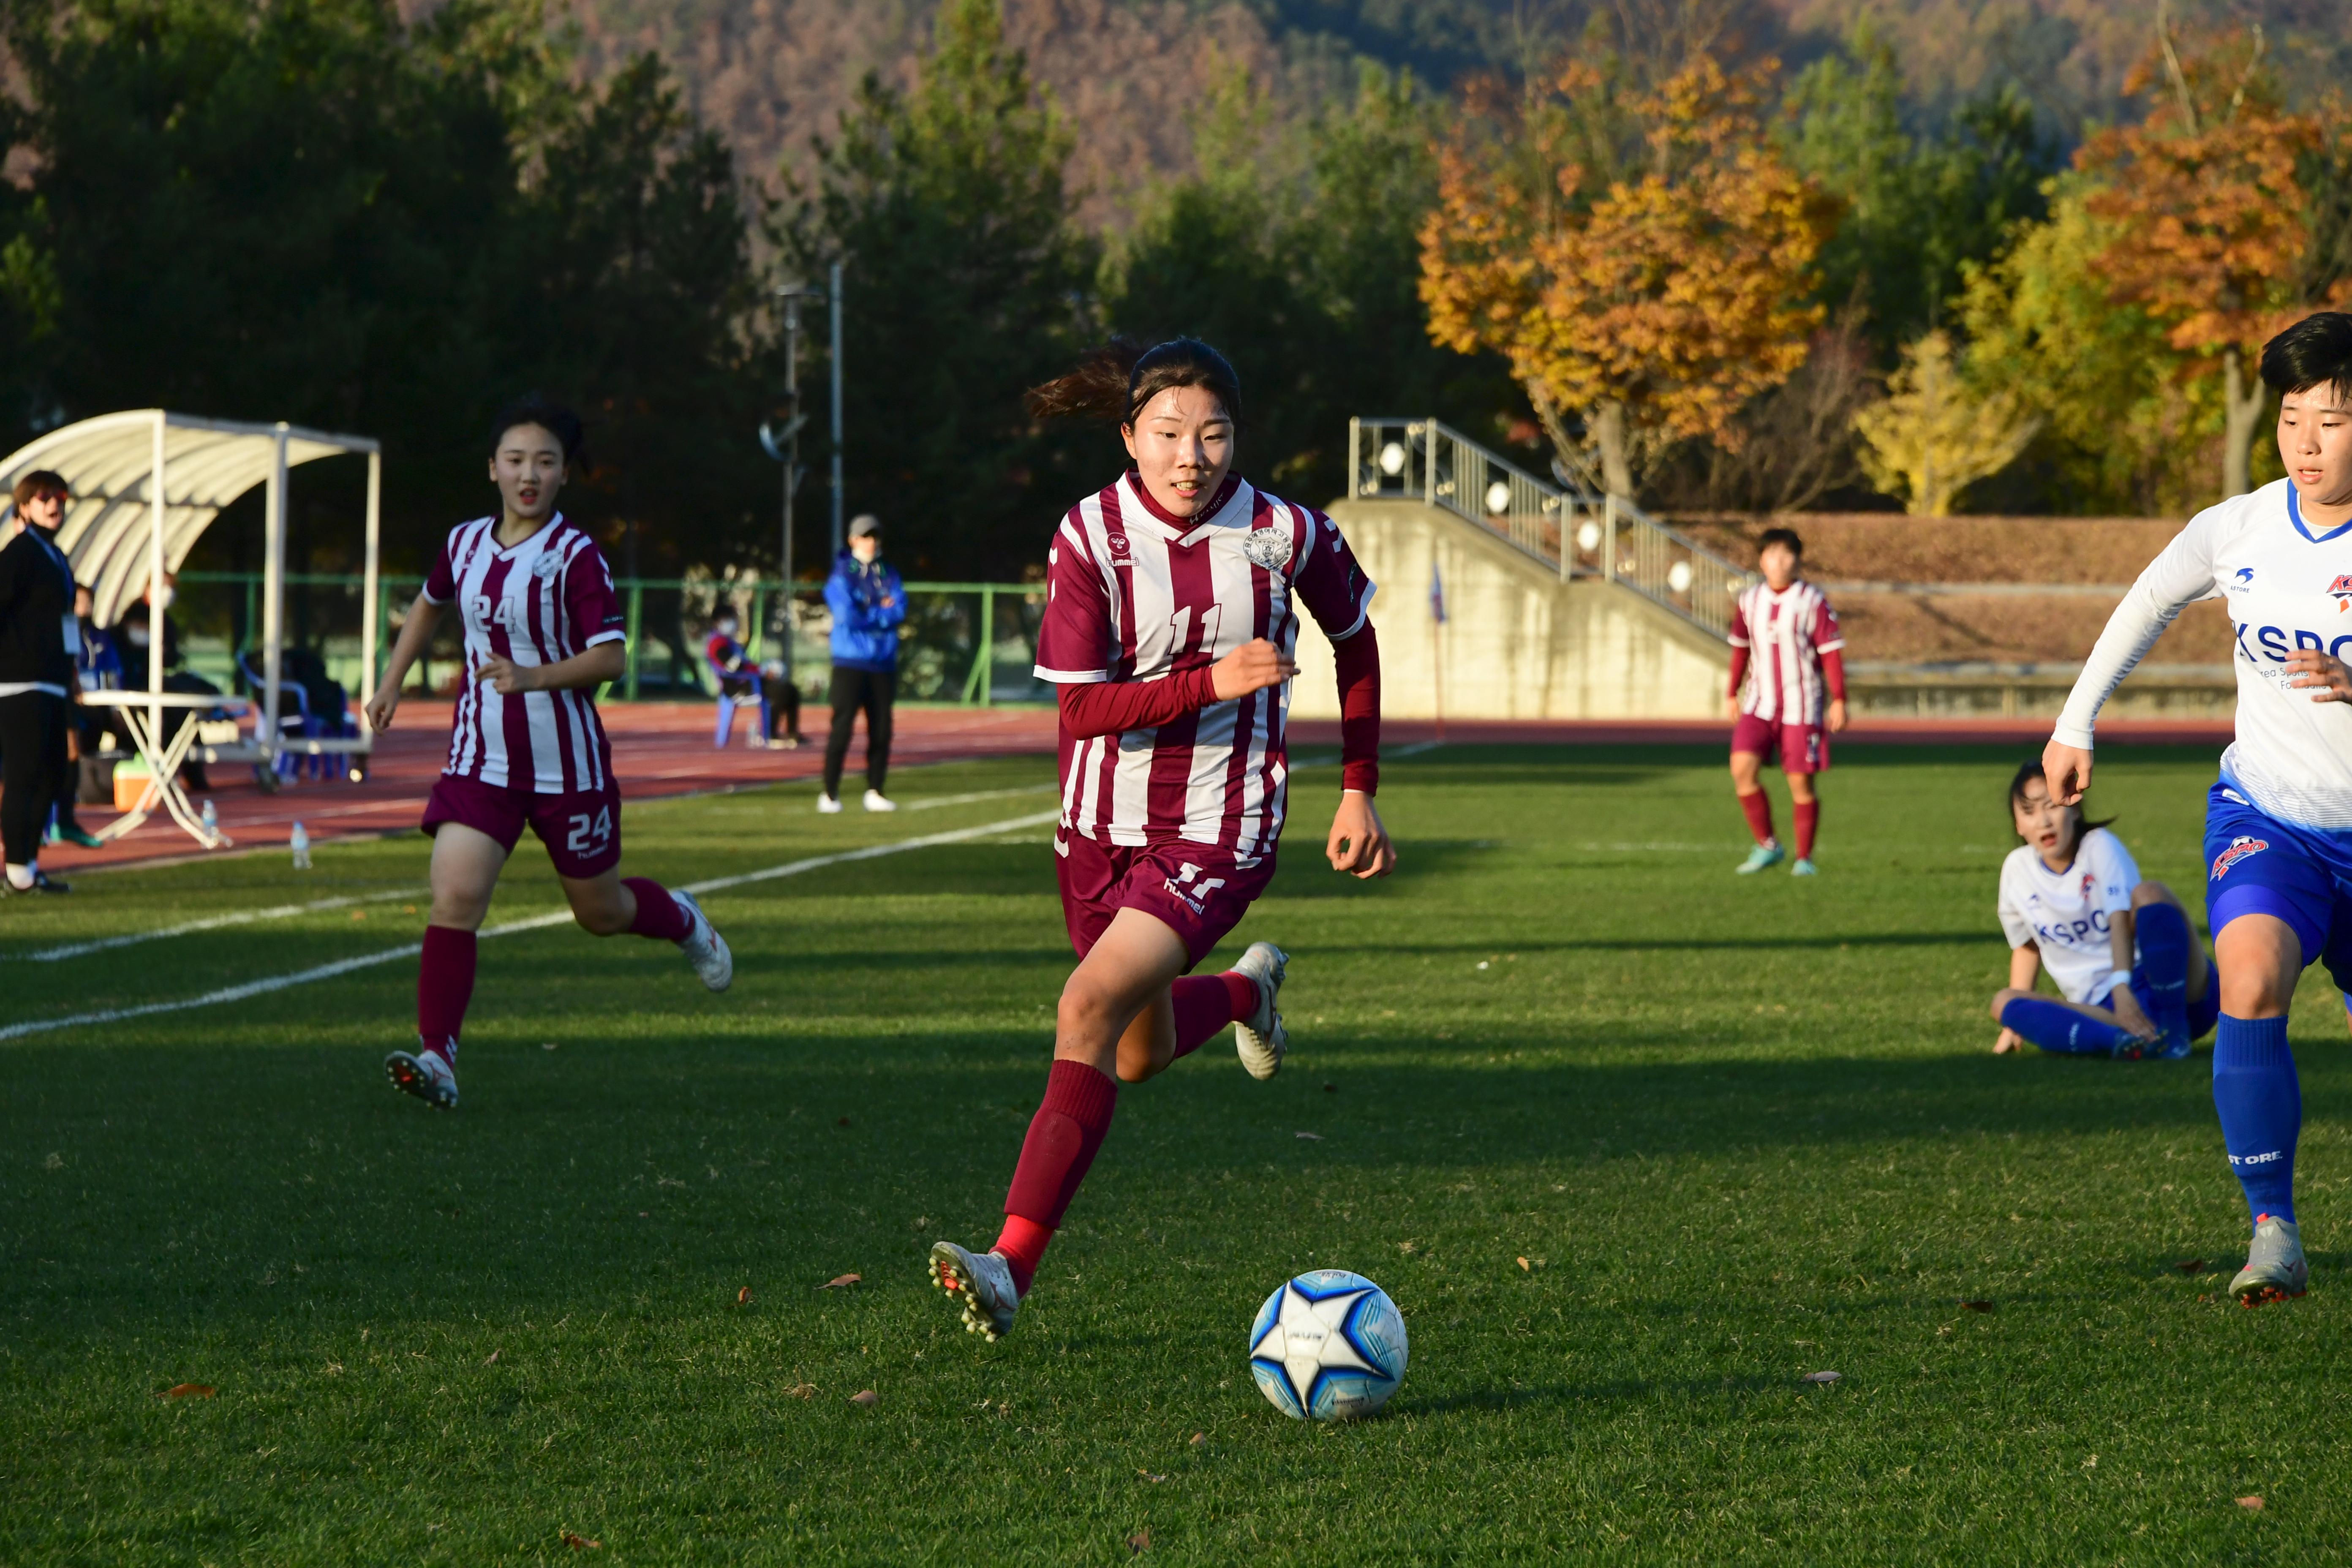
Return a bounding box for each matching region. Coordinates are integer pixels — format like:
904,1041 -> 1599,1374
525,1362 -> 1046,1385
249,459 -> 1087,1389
8,886 -> 427,964
0,808 -> 1059,1043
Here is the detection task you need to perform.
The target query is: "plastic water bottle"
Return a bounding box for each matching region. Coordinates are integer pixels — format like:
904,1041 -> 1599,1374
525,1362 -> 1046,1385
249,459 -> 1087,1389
289,821 -> 312,870
200,799 -> 218,836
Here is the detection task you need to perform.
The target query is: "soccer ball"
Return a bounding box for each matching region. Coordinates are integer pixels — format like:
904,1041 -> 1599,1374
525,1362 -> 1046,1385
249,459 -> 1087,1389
1248,1269 -> 1407,1421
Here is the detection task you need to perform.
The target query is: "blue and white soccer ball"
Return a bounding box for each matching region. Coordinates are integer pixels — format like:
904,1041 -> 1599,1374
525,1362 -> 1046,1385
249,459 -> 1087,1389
1248,1269 -> 1407,1421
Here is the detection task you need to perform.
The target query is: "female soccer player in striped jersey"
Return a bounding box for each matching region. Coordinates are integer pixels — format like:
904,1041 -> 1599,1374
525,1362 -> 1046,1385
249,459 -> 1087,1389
2046,311 -> 2352,1305
1726,527 -> 1846,875
1988,760 -> 2215,1060
365,398 -> 733,1110
928,338 -> 1392,1340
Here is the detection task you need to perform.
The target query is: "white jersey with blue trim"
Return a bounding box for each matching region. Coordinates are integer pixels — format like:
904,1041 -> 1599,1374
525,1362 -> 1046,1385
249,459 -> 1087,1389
1997,828 -> 2141,1004
2056,479 -> 2352,830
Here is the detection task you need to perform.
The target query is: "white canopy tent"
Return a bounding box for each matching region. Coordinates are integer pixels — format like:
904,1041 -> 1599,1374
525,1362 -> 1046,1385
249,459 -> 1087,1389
0,411 -> 381,844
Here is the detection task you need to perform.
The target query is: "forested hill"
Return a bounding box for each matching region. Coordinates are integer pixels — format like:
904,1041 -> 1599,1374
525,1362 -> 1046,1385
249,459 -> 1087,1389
553,0 -> 2347,223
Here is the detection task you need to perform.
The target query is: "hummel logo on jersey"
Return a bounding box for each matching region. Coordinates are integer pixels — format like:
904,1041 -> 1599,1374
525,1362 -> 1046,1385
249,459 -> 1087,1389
1242,528 -> 1293,572
1162,861 -> 1227,914
2211,836 -> 2268,879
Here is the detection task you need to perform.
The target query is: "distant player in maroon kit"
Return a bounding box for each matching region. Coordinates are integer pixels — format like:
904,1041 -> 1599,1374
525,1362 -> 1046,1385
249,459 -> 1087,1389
1727,527 -> 1847,876
365,397 -> 735,1110
928,338 -> 1393,1339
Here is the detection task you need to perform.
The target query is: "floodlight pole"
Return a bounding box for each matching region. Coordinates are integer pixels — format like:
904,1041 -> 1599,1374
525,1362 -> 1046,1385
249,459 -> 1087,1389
829,261 -> 844,556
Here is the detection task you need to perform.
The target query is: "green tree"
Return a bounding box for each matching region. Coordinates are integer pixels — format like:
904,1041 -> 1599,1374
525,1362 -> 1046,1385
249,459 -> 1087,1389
788,0 -> 1097,579
1782,28 -> 2053,352
1106,65 -> 1513,509
0,0 -> 774,570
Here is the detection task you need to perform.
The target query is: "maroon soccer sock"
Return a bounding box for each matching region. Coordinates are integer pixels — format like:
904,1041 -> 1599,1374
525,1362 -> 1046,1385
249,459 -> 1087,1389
1738,789 -> 1777,847
1169,971 -> 1258,1059
997,1059 -> 1120,1295
622,877 -> 691,942
416,925 -> 477,1063
1794,800 -> 1819,860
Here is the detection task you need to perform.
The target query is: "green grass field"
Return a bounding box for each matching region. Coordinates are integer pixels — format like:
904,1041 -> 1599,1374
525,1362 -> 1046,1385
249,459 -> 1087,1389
5,742 -> 2349,1563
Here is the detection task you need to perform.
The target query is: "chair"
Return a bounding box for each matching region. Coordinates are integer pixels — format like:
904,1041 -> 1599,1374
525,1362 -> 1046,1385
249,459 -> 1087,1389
705,647 -> 771,748
237,650 -> 354,780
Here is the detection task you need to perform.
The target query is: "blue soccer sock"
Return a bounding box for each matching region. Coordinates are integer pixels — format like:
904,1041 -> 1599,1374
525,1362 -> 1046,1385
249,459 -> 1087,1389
2132,901 -> 2192,1037
1999,996 -> 2141,1056
2212,1014 -> 2299,1224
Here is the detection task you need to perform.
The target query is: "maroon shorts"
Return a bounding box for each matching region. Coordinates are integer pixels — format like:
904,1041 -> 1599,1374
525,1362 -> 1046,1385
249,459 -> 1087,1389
422,773 -> 623,879
1054,828 -> 1277,969
1731,713 -> 1829,775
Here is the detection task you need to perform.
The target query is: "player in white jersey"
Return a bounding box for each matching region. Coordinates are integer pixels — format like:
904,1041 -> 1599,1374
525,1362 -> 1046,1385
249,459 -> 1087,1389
1988,760 -> 2214,1059
363,398 -> 733,1111
929,338 -> 1392,1340
2044,312 -> 2352,1303
1726,528 -> 1846,876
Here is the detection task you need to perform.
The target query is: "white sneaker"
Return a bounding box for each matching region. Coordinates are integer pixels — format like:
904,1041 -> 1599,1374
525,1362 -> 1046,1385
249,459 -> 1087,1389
385,1045 -> 458,1109
863,789 -> 896,812
817,793 -> 843,814
929,1241 -> 1020,1340
1230,940 -> 1289,1081
671,889 -> 732,992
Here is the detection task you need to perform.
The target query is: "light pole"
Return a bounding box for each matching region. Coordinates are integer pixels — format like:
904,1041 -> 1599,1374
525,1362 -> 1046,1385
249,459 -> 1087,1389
763,279 -> 828,680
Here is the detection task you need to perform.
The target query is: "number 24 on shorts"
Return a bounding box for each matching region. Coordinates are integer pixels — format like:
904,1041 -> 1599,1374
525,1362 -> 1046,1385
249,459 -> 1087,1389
566,807 -> 613,854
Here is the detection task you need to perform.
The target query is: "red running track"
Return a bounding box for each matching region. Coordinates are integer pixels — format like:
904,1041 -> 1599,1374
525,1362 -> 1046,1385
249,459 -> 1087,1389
46,707 -> 2229,872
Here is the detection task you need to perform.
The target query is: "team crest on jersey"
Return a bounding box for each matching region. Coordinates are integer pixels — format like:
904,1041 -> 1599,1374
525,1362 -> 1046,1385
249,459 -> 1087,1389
2211,836 -> 2269,879
2329,573 -> 2352,610
1106,531 -> 1132,561
1241,527 -> 1293,572
2080,872 -> 2096,900
531,552 -> 564,580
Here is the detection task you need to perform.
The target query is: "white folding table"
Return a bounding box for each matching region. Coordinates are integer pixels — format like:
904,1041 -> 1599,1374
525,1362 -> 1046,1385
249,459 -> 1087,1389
79,689 -> 250,849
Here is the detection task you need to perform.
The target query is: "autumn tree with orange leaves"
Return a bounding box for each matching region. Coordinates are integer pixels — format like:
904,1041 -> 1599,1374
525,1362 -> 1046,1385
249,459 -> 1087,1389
1419,54 -> 1836,499
2078,18 -> 2337,500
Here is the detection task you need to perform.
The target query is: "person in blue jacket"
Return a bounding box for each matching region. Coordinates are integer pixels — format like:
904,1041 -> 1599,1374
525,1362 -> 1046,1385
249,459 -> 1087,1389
820,513 -> 905,812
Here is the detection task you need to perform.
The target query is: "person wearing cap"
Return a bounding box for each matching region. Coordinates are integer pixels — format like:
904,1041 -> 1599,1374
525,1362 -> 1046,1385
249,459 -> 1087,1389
0,470 -> 80,893
819,514 -> 905,812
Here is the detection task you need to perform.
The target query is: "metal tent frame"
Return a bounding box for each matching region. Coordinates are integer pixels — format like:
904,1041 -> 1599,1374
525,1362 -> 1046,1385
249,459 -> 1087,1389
0,411 -> 381,843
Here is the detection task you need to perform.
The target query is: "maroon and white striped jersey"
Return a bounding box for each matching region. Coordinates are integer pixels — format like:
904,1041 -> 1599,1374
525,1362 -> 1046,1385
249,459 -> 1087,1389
422,514 -> 627,793
1034,471 -> 1375,860
1729,580 -> 1843,724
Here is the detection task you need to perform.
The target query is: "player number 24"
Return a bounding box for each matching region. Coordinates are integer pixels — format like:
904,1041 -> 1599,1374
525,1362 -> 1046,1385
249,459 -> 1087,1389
565,807 -> 613,854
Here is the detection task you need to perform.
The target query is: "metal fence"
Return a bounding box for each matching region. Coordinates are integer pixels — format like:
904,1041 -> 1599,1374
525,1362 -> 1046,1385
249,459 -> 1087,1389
172,573 -> 1048,706
1347,417 -> 1752,639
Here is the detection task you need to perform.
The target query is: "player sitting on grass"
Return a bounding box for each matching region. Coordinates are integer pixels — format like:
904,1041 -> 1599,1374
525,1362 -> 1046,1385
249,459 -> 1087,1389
2044,310 -> 2352,1306
364,397 -> 733,1111
928,338 -> 1394,1340
1990,760 -> 2215,1060
1727,527 -> 1846,876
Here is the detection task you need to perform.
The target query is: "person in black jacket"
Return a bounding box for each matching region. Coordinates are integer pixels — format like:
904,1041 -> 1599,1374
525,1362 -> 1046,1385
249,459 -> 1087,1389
0,469 -> 78,894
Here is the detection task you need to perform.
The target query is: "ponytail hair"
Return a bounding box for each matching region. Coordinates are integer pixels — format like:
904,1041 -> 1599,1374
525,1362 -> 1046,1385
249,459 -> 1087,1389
1026,336 -> 1243,429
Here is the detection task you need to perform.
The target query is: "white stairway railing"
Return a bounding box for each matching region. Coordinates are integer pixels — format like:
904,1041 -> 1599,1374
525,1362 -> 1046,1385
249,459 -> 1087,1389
1346,416 -> 1753,640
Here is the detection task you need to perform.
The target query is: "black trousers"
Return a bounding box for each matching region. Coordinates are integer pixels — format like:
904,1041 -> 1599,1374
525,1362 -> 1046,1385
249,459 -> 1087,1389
822,666 -> 895,797
0,689 -> 68,866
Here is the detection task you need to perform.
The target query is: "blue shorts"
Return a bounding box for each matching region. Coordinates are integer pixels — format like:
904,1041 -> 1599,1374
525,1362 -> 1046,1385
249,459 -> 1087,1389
2203,780 -> 2352,991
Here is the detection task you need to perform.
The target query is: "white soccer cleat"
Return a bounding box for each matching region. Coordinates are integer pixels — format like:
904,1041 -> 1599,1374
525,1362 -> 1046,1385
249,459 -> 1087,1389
671,889 -> 733,992
863,789 -> 897,812
2231,1214 -> 2309,1307
1230,940 -> 1289,1081
385,1045 -> 458,1110
817,793 -> 843,814
929,1241 -> 1020,1340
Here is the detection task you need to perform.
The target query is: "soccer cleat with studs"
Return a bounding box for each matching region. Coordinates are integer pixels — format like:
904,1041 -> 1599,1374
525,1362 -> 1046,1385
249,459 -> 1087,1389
1790,857 -> 1819,877
2230,1213 -> 2308,1307
1737,843 -> 1785,875
1230,940 -> 1289,1081
385,1044 -> 459,1110
672,889 -> 733,992
930,1241 -> 1020,1340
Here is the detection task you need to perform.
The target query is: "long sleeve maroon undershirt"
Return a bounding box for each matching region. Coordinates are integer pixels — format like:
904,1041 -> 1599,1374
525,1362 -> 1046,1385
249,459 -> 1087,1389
1726,645 -> 1846,704
1058,624 -> 1383,794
